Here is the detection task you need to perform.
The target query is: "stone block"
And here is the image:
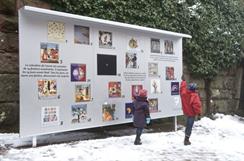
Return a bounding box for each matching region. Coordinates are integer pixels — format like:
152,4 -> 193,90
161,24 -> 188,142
0,74 -> 19,102
0,52 -> 19,73
0,0 -> 16,15
227,100 -> 238,113
0,102 -> 19,129
6,32 -> 19,52
211,89 -> 233,99
0,14 -> 18,33
210,100 -> 229,114
211,76 -> 234,90
0,32 -> 18,52
210,99 -> 238,114
0,32 -> 8,51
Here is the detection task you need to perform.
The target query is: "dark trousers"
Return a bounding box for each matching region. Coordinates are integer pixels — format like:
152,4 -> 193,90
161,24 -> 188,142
136,127 -> 143,139
185,116 -> 195,137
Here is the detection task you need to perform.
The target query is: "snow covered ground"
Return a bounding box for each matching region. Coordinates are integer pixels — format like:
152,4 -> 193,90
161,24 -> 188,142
1,114 -> 244,161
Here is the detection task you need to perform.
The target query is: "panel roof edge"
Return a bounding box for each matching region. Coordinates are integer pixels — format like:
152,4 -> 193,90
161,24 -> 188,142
20,6 -> 192,39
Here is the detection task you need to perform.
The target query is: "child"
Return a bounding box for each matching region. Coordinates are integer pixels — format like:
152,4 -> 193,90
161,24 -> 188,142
180,77 -> 202,145
133,89 -> 150,145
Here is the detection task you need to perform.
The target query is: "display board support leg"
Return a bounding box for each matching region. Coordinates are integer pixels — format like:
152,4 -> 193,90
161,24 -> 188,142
32,136 -> 37,147
174,116 -> 177,131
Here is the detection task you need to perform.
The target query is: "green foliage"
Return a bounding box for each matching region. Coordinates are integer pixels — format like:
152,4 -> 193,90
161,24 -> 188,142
43,0 -> 243,79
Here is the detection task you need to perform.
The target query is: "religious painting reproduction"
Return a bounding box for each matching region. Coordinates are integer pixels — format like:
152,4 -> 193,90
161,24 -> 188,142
171,82 -> 179,95
125,103 -> 134,119
97,54 -> 117,75
125,52 -> 137,68
148,63 -> 158,77
166,66 -> 175,80
164,40 -> 174,54
38,80 -> 57,99
108,82 -> 121,98
71,104 -> 87,124
99,31 -> 112,48
74,25 -> 89,44
41,106 -> 59,126
150,79 -> 161,94
75,84 -> 91,102
48,21 -> 65,42
102,104 -> 115,121
71,64 -> 86,82
151,38 -> 160,53
148,98 -> 158,113
131,85 -> 143,99
40,43 -> 59,63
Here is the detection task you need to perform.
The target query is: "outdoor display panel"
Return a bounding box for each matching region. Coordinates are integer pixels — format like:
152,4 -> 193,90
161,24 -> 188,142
19,6 -> 191,137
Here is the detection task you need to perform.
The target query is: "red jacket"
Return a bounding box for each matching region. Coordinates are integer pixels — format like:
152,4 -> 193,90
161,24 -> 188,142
180,81 -> 202,116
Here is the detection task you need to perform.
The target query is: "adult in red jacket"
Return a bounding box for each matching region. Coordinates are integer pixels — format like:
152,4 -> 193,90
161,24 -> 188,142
180,79 -> 202,145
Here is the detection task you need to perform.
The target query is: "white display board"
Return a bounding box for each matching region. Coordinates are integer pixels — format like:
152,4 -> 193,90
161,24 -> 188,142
19,6 -> 191,137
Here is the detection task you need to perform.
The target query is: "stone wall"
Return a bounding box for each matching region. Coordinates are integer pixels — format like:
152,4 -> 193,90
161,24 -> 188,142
0,0 -> 50,132
0,0 -> 243,132
183,64 -> 243,116
0,0 -> 19,132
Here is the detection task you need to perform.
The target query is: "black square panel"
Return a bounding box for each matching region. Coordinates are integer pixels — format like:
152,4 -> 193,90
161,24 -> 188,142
97,54 -> 117,75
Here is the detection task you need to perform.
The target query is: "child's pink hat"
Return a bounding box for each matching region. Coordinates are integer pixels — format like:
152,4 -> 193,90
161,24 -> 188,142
139,89 -> 147,97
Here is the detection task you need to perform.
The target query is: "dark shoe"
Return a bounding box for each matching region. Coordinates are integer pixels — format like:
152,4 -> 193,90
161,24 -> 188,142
134,137 -> 142,145
184,139 -> 191,145
134,140 -> 142,145
184,136 -> 191,146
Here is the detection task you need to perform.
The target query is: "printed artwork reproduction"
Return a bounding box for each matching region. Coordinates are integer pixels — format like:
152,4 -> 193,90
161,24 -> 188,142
164,40 -> 174,54
97,54 -> 117,75
131,85 -> 143,99
41,106 -> 59,126
150,79 -> 161,94
148,98 -> 158,113
102,104 -> 115,121
128,37 -> 138,49
125,103 -> 134,119
75,84 -> 91,102
74,25 -> 89,44
48,21 -> 65,42
148,63 -> 158,77
171,82 -> 179,95
151,38 -> 160,53
38,80 -> 57,99
71,104 -> 87,124
166,66 -> 175,80
99,31 -> 112,48
108,82 -> 121,98
71,64 -> 86,82
125,52 -> 137,68
40,43 -> 59,63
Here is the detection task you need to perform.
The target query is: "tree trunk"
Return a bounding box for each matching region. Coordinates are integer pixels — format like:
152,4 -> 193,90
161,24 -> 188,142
204,79 -> 211,115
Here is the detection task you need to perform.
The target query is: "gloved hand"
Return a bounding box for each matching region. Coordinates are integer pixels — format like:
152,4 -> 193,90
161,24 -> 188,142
146,117 -> 151,124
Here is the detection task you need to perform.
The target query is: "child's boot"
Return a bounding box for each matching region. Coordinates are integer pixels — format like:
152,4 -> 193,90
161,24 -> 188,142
184,136 -> 191,145
134,135 -> 142,145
